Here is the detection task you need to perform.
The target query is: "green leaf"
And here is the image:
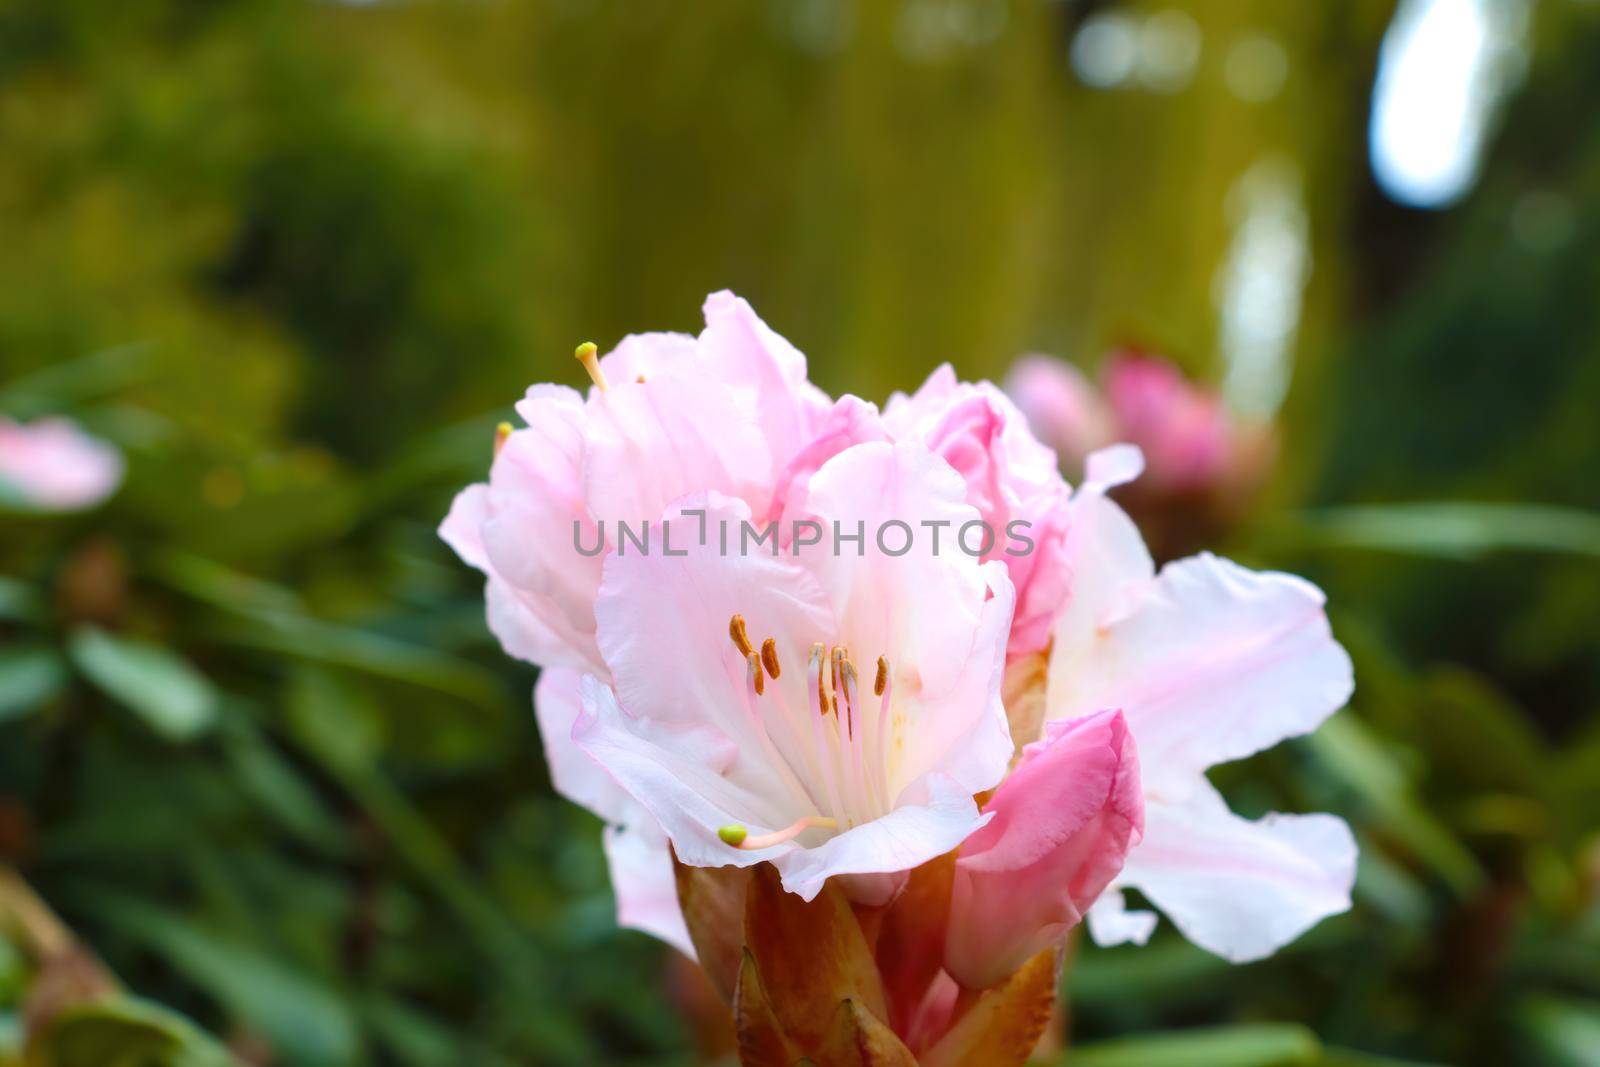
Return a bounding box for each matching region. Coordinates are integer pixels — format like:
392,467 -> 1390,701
1282,502 -> 1600,560
1516,996 -> 1600,1067
29,995 -> 237,1067
0,646 -> 67,722
1318,1050 -> 1453,1067
220,612 -> 502,709
1066,1023 -> 1322,1067
68,627 -> 218,741
83,896 -> 359,1067
0,576 -> 42,622
152,553 -> 500,709
1306,715 -> 1484,895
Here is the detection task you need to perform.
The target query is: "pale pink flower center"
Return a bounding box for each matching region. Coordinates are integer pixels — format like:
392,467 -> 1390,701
727,613 -> 898,838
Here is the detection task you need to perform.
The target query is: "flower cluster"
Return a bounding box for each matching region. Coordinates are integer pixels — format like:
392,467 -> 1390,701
442,294 -> 1355,1063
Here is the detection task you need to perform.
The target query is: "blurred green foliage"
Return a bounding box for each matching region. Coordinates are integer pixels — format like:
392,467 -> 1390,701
1,1 -> 1597,1065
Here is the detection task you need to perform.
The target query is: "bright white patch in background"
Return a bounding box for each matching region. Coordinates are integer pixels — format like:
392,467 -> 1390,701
1071,9 -> 1199,92
1216,158 -> 1310,421
1369,0 -> 1531,209
1070,12 -> 1139,89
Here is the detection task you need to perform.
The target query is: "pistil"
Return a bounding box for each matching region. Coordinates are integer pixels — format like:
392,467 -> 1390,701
574,341 -> 610,392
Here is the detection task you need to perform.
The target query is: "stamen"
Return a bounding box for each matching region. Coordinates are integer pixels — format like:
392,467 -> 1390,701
761,638 -> 781,679
747,651 -> 765,696
811,643 -> 830,716
832,648 -> 853,738
635,374 -> 647,384
574,341 -> 610,392
874,656 -> 889,697
727,815 -> 838,850
493,421 -> 513,458
729,614 -> 755,657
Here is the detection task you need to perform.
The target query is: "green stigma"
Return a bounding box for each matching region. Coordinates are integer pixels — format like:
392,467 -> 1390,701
717,824 -> 748,847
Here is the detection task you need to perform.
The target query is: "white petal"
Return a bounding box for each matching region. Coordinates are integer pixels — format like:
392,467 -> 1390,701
800,442 -> 1016,799
534,668 -> 633,824
1085,889 -> 1158,948
593,494 -> 836,816
1120,784 -> 1357,962
771,773 -> 990,901
602,821 -> 695,959
1084,443 -> 1145,490
1045,475 -> 1155,727
573,677 -> 794,871
1052,552 -> 1353,792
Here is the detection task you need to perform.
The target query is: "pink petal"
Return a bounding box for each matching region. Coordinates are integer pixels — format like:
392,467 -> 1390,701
580,372 -> 773,526
882,369 -> 1073,658
944,710 -> 1142,989
699,290 -> 832,479
593,494 -> 836,792
766,394 -> 887,528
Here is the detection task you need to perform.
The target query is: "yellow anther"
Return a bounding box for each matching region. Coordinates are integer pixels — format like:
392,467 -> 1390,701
729,614 -> 754,657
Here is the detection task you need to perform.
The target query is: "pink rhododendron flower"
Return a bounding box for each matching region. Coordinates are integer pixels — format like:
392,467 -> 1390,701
944,709 -> 1142,989
442,290 -> 1350,993
573,443 -> 1015,902
1041,446 -> 1356,962
441,292 -> 1083,948
0,416 -> 123,512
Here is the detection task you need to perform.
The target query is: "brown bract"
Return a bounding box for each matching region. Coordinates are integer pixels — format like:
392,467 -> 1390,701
675,853 -> 1065,1067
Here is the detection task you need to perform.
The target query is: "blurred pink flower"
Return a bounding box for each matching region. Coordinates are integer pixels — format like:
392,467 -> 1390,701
0,416 -> 123,511
1005,351 -> 1273,555
1101,352 -> 1236,494
944,709 -> 1142,990
1004,355 -> 1115,475
1043,447 -> 1356,962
